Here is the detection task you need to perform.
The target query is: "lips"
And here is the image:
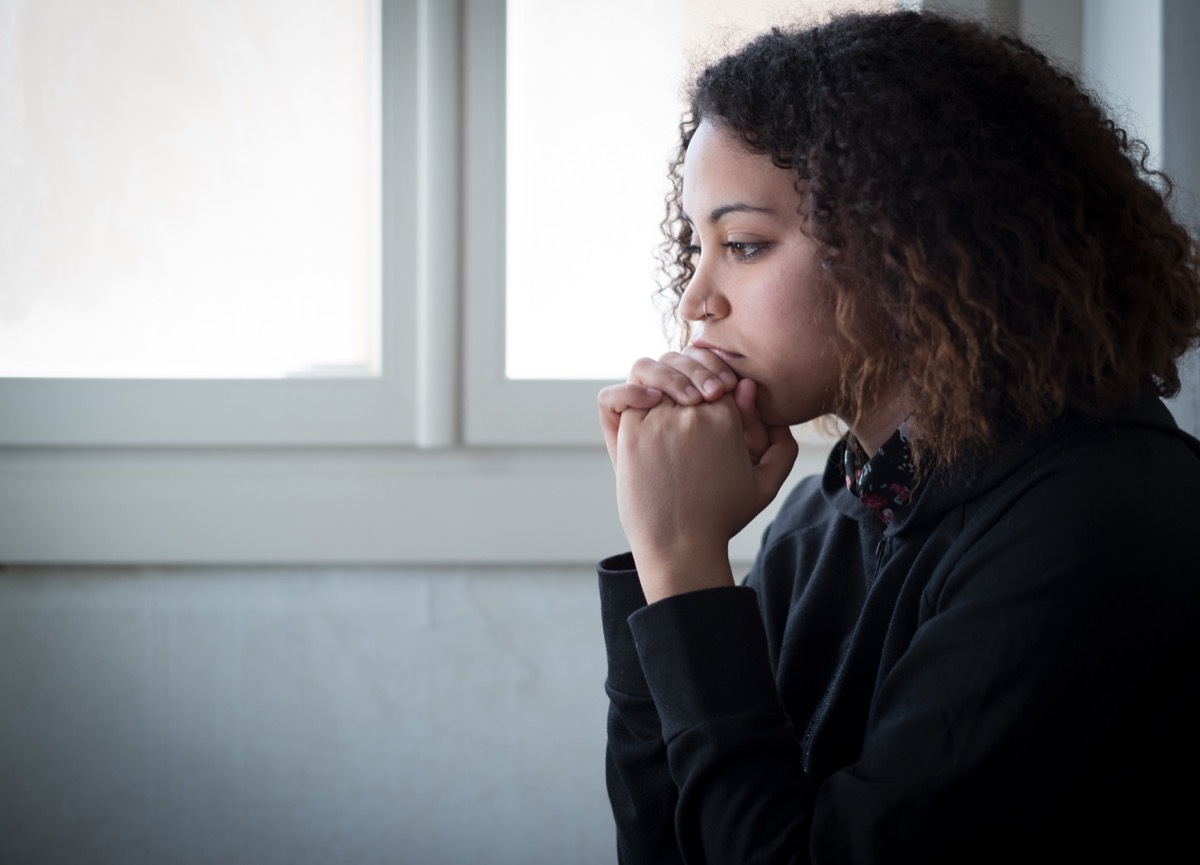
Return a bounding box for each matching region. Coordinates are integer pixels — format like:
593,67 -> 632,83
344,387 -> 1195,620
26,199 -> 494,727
691,339 -> 743,363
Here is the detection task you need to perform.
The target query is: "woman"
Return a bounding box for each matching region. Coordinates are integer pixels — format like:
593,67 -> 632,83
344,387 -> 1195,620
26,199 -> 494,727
597,10 -> 1200,863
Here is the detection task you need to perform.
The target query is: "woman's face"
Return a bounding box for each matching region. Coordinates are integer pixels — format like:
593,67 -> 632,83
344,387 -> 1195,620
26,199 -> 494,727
679,119 -> 842,428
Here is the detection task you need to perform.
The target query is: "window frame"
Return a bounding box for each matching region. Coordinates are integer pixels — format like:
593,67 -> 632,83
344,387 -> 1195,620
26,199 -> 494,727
461,0 -> 612,446
0,0 -> 413,449
5,0 -> 1193,566
0,0 -> 789,566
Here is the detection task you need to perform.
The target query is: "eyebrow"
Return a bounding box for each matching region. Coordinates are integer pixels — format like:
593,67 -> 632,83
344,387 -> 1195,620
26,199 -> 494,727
682,203 -> 776,225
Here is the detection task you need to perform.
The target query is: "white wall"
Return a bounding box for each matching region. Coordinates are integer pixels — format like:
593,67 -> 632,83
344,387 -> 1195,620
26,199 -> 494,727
0,565 -> 614,865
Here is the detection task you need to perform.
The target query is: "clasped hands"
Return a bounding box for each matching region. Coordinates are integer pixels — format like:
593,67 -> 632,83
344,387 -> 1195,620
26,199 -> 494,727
598,347 -> 799,603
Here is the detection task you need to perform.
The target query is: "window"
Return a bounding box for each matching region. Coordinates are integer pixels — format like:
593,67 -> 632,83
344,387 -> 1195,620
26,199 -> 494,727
0,0 -> 414,447
10,0 -> 1180,565
502,0 -> 889,383
0,0 -> 665,564
1,0 -> 380,381
466,0 -> 886,445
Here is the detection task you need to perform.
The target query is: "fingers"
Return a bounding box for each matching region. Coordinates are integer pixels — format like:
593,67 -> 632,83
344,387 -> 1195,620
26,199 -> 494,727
732,378 -> 758,430
598,383 -> 665,466
598,382 -> 664,415
754,423 -> 800,499
732,378 -> 773,463
628,347 -> 738,407
614,395 -> 794,572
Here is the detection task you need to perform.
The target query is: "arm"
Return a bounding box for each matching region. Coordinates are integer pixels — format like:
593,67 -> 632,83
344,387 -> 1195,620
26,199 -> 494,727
599,554 -> 686,865
599,546 -> 815,865
597,349 -> 798,863
629,584 -> 815,865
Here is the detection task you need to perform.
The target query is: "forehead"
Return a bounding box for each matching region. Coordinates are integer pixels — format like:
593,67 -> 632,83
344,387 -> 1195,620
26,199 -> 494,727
681,119 -> 801,224
681,119 -> 802,218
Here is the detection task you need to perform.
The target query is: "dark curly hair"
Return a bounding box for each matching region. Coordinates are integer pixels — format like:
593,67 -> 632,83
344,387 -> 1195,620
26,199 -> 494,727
659,11 -> 1200,465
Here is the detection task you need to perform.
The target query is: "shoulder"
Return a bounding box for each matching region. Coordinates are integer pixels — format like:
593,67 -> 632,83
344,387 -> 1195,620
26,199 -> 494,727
919,395 -> 1200,529
970,403 -> 1199,540
923,400 -> 1200,622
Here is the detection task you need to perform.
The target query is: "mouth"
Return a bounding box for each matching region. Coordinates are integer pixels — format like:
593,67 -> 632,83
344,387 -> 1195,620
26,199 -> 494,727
691,340 -> 744,365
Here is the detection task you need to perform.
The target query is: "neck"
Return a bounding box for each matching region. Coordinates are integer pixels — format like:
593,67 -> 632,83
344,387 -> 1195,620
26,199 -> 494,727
849,390 -> 911,455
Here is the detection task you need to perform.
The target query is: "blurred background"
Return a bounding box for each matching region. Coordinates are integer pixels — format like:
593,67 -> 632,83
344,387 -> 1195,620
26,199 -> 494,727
1,0 -> 1196,862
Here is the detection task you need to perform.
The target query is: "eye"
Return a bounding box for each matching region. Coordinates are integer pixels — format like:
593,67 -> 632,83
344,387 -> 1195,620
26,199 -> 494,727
724,241 -> 767,261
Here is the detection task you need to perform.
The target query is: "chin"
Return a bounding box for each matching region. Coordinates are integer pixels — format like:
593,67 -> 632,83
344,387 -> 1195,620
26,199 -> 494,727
758,393 -> 829,429
758,405 -> 807,428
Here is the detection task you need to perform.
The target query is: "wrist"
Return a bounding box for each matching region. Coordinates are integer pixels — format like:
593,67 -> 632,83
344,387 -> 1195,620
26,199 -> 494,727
633,545 -> 735,604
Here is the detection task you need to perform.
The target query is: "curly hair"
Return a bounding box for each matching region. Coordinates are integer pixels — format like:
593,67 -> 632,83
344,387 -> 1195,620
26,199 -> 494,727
658,11 -> 1200,466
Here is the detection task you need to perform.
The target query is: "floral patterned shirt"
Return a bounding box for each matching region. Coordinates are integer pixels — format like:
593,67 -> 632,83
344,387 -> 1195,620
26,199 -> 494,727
843,418 -> 918,525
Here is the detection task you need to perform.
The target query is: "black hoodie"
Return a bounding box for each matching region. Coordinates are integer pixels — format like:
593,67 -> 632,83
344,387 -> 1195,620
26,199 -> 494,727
600,394 -> 1200,864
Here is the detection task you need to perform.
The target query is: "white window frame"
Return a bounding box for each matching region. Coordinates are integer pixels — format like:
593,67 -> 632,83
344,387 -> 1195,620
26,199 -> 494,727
0,0 -> 705,565
0,0 -> 411,449
2,0 -> 1193,565
461,0 -> 612,446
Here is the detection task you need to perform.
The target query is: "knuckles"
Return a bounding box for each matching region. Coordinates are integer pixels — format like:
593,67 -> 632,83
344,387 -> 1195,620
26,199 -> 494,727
596,383 -> 621,407
630,355 -> 685,382
626,395 -> 741,440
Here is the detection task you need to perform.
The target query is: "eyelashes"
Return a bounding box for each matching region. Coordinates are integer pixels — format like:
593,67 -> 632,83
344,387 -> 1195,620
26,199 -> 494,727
725,241 -> 767,261
681,241 -> 768,262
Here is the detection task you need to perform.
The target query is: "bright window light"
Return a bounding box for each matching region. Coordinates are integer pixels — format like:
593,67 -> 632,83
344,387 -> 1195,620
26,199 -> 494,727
0,0 -> 379,378
504,0 -> 891,380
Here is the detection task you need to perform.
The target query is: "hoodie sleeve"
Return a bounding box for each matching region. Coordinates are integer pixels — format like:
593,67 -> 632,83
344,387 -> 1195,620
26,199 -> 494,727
599,549 -> 818,865
598,553 -> 687,865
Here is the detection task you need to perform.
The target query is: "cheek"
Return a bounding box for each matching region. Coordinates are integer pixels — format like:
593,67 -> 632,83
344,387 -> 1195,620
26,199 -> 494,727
754,348 -> 841,426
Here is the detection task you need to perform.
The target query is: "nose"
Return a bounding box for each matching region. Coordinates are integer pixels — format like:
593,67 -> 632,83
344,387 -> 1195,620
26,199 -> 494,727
679,263 -> 726,322
680,292 -> 705,322
679,275 -> 705,322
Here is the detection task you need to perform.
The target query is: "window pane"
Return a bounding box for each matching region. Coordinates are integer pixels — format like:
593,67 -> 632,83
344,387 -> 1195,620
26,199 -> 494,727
505,0 -> 890,380
0,0 -> 379,378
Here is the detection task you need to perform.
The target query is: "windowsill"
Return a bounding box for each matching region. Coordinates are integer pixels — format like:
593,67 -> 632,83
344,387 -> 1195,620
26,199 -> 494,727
0,443 -> 831,565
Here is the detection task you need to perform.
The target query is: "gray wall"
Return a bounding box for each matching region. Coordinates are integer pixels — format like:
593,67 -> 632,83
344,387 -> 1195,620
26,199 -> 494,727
1163,0 -> 1200,436
0,565 -> 614,865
